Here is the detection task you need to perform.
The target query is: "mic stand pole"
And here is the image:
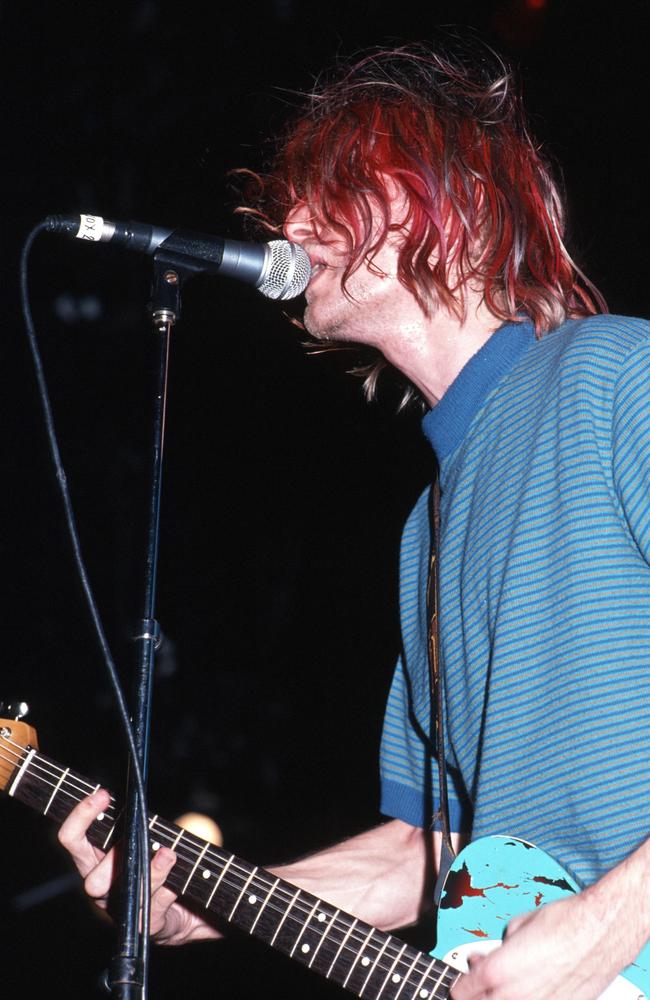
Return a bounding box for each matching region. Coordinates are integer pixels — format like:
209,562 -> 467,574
107,253 -> 198,999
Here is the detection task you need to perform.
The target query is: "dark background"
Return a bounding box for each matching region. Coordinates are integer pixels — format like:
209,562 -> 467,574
1,0 -> 647,994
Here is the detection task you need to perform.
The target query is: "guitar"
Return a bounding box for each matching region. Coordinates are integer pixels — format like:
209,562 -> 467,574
2,713 -> 649,1000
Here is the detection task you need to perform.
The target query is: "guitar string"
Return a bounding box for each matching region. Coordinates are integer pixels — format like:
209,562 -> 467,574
0,740 -> 452,978
0,739 -> 455,990
0,740 -> 456,993
3,737 -> 420,935
0,739 -> 372,919
0,743 -> 456,996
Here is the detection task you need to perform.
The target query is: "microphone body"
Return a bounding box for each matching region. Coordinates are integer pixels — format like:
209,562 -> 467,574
44,214 -> 311,300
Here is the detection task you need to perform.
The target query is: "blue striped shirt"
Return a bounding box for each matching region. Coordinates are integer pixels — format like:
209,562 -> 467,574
380,314 -> 650,886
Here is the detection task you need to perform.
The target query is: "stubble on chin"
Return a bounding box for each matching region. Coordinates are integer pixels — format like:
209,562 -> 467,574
302,303 -> 339,343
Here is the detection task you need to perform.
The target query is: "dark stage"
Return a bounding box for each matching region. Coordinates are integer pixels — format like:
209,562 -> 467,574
1,1 -> 647,995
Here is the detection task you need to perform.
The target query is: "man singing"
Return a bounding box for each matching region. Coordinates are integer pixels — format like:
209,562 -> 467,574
59,38 -> 650,1000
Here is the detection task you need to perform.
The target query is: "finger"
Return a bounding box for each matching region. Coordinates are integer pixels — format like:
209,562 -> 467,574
58,790 -> 111,876
151,847 -> 177,891
83,848 -> 119,904
149,848 -> 179,935
87,841 -> 175,916
450,956 -> 487,1000
503,910 -> 532,937
58,789 -> 111,848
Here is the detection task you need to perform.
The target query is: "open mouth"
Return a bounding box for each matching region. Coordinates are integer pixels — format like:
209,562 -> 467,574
308,262 -> 329,287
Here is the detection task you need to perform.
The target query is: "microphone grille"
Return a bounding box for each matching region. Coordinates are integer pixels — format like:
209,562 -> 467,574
258,240 -> 311,300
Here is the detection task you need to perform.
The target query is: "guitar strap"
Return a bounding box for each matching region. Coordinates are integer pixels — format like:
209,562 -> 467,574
427,473 -> 457,905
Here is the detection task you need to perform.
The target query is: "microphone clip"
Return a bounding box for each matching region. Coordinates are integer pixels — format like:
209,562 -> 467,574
149,249 -> 204,330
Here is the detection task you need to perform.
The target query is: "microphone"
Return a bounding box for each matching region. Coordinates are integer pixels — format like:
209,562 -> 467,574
44,213 -> 311,300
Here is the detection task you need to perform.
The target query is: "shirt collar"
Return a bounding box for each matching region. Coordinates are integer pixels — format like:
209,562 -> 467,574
421,319 -> 536,459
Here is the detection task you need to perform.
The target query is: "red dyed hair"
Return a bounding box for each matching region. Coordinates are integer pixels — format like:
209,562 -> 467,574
240,38 -> 605,401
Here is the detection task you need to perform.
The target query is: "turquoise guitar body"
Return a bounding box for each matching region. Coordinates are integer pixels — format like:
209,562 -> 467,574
433,836 -> 650,999
1,714 -> 650,1000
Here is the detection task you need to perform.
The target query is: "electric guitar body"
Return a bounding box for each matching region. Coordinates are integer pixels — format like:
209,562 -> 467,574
433,836 -> 650,998
1,713 -> 649,1000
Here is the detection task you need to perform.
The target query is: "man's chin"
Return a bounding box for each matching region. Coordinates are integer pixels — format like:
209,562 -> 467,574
304,306 -> 356,345
303,308 -> 333,342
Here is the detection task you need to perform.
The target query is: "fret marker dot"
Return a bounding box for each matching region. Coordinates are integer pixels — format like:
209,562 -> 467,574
97,812 -> 105,821
301,944 -> 310,954
419,991 -> 429,998
152,842 -> 160,851
248,895 -> 257,905
317,913 -> 326,922
361,957 -> 371,967
392,975 -> 401,984
203,870 -> 211,879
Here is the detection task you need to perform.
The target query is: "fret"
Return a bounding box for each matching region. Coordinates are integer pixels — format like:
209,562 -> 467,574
249,875 -> 280,934
149,818 -> 177,853
150,825 -> 260,918
308,906 -> 340,969
214,869 -> 303,942
407,957 -> 439,1000
289,896 -> 321,958
340,941 -> 446,1000
392,948 -> 423,1000
228,865 -> 259,922
90,783 -> 101,810
204,855 -> 235,909
5,743 -> 456,1000
428,961 -> 453,1000
181,840 -> 211,894
269,886 -> 301,947
102,821 -> 117,850
79,793 -> 119,854
88,784 -> 107,825
199,845 -> 223,884
10,755 -> 91,829
359,932 -> 391,997
171,827 -> 185,850
342,925 -> 375,988
372,941 -> 408,1000
43,766 -> 69,816
8,748 -> 38,797
325,915 -> 358,979
288,899 -> 343,968
153,821 -> 212,869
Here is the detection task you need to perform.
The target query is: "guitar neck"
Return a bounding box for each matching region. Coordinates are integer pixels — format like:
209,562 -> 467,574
8,748 -> 455,1000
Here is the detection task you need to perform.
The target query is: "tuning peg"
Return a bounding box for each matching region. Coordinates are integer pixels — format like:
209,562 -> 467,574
0,701 -> 29,720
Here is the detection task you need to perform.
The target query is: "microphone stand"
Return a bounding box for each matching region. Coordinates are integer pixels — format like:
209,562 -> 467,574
107,253 -> 201,999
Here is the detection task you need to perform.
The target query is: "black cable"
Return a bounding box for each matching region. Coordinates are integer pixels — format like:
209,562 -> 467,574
19,221 -> 153,998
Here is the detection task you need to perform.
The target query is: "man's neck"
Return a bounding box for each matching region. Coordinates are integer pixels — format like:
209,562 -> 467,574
382,295 -> 503,407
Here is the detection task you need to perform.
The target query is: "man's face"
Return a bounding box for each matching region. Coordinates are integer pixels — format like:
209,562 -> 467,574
283,194 -> 426,352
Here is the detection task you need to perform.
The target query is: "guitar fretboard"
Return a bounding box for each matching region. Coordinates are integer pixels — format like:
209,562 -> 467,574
8,748 -> 456,1000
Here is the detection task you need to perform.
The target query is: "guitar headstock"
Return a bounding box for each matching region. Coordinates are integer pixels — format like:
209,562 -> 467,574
0,702 -> 39,794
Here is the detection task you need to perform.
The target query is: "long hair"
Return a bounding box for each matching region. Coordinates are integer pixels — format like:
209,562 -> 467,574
239,37 -> 606,404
